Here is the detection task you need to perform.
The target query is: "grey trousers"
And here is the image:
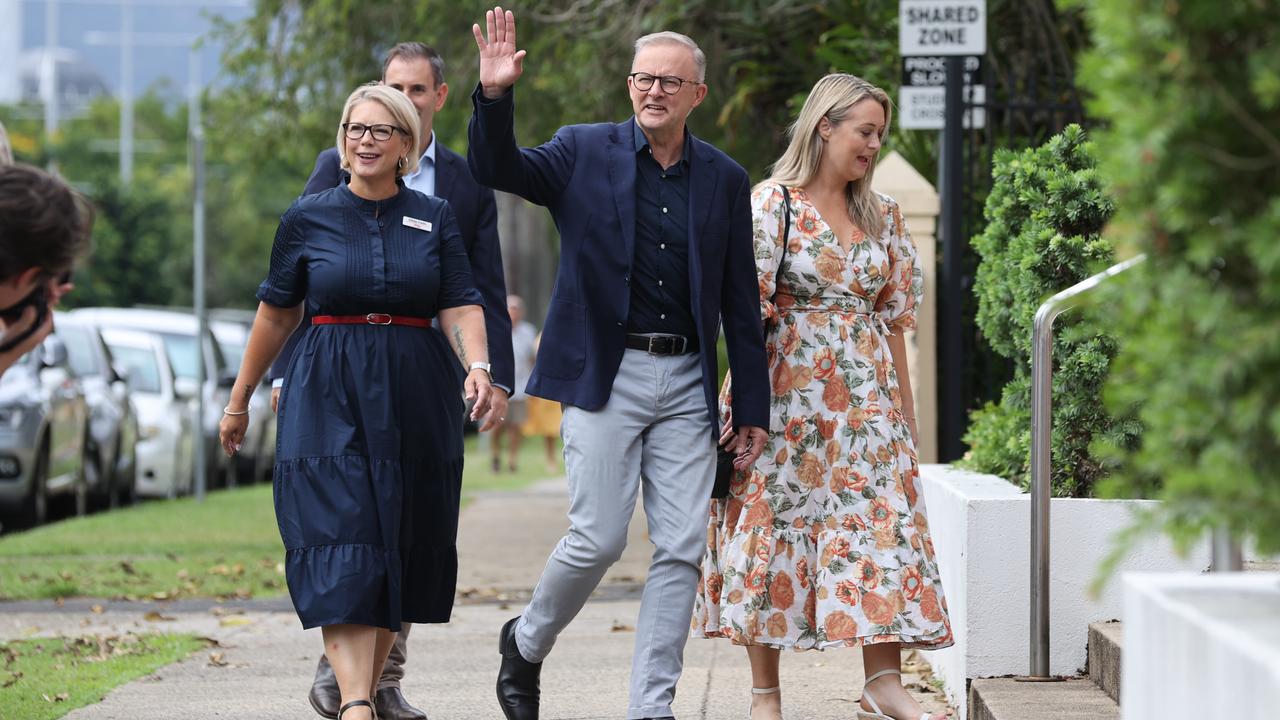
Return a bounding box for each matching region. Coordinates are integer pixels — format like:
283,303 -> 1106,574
317,621 -> 410,689
515,349 -> 716,719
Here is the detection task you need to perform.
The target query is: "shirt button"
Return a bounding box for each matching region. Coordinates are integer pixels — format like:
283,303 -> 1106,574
662,207 -> 668,214
660,314 -> 666,319
616,321 -> 623,327
658,280 -> 664,286
660,243 -> 666,250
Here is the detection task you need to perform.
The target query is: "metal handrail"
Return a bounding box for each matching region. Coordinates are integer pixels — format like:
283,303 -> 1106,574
1028,253 -> 1146,679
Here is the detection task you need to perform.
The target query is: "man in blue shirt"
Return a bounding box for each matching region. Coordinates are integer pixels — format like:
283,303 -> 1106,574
271,42 -> 514,720
469,9 -> 770,720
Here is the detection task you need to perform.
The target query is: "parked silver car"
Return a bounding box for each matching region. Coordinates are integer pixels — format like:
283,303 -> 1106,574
54,313 -> 139,508
0,335 -> 91,527
71,308 -> 236,488
209,316 -> 276,484
99,327 -> 195,499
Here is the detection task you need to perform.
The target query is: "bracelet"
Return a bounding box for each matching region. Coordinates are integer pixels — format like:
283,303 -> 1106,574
222,406 -> 249,416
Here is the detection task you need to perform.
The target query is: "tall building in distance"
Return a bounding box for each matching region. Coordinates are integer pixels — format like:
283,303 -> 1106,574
0,0 -> 19,103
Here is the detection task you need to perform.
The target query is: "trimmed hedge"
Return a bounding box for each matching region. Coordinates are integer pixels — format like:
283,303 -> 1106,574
962,125 -> 1137,497
1071,0 -> 1280,553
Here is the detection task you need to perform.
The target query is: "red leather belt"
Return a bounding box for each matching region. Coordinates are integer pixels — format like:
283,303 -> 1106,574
312,313 -> 432,328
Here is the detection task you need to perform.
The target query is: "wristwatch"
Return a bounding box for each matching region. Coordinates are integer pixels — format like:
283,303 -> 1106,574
468,361 -> 492,377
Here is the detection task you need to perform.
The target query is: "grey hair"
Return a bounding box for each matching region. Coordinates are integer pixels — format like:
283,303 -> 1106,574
633,32 -> 706,83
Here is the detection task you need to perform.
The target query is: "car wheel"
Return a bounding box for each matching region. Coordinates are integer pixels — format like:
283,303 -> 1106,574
103,437 -> 121,510
74,449 -> 91,518
22,437 -> 50,527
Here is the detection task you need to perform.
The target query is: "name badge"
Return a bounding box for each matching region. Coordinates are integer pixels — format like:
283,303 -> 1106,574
402,216 -> 433,232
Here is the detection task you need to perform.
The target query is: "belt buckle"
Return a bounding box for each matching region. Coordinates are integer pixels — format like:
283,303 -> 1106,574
647,336 -> 662,354
366,313 -> 392,325
675,336 -> 687,354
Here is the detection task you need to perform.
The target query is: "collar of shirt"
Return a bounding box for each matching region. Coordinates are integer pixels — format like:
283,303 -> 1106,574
632,122 -> 691,171
403,131 -> 438,196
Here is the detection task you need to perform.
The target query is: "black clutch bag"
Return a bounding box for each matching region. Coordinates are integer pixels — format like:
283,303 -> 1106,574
712,446 -> 736,499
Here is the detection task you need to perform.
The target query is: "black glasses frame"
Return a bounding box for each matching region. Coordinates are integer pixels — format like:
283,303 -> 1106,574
628,72 -> 698,95
342,123 -> 408,142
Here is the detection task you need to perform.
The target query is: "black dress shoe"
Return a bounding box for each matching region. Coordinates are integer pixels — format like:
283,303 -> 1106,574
309,658 -> 340,719
374,686 -> 428,720
496,616 -> 542,720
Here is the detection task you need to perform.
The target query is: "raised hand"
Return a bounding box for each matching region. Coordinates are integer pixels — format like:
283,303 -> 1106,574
472,6 -> 527,99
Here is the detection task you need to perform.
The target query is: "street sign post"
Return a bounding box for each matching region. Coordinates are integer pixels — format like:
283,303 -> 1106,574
899,55 -> 985,130
899,0 -> 987,56
899,0 -> 987,464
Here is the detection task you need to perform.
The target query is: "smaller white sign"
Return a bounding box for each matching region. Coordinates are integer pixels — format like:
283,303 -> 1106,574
899,85 -> 986,130
900,0 -> 987,57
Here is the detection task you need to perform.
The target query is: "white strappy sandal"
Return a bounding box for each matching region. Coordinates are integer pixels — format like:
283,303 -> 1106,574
749,686 -> 781,719
857,668 -> 935,720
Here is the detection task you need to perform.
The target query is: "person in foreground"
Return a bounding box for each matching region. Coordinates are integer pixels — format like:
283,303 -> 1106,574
269,41 -> 514,720
0,163 -> 89,376
219,84 -> 494,720
468,7 -> 771,720
692,74 -> 953,720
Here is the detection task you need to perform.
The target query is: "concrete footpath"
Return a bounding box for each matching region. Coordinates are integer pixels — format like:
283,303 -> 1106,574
2,477 -> 954,719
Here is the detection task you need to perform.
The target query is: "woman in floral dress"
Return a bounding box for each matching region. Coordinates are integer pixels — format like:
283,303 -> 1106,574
693,74 -> 952,720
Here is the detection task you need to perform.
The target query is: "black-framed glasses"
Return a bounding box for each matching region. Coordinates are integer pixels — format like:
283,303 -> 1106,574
342,123 -> 407,142
628,72 -> 697,95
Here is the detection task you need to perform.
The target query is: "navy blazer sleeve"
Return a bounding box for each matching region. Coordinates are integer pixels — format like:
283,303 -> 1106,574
719,171 -> 770,429
469,183 -> 516,392
267,149 -> 340,381
467,85 -> 577,208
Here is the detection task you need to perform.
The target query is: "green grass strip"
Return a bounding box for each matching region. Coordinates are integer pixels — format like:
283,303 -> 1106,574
0,435 -> 560,601
0,633 -> 206,720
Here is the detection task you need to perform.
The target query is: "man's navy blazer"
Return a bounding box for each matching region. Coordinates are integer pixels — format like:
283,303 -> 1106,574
267,143 -> 515,392
467,87 -> 769,432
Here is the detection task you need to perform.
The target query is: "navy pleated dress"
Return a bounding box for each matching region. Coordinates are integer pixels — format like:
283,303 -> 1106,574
257,180 -> 482,632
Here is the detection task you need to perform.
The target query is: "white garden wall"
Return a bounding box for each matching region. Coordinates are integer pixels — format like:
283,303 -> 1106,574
917,465 -> 1212,719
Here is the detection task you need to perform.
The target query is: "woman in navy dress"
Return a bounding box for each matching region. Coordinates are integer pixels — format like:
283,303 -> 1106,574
219,84 -> 494,720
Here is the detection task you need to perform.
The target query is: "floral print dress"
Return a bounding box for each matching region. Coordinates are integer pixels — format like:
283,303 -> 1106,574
692,183 -> 953,651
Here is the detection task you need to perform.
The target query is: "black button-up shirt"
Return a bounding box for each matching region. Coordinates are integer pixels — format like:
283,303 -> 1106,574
628,123 -> 696,338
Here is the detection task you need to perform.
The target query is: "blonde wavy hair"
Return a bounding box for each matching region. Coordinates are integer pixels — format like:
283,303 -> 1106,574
335,83 -> 421,178
764,74 -> 892,237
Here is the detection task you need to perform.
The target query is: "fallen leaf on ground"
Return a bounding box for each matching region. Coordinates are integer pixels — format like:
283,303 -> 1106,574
610,621 -> 634,632
90,604 -> 104,614
219,617 -> 253,627
120,561 -> 137,575
143,611 -> 176,622
208,652 -> 228,667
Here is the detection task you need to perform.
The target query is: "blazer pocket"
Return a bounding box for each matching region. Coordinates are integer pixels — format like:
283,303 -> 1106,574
536,299 -> 587,380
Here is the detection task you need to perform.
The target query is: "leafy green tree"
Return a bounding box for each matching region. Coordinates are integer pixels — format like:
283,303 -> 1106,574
1069,0 -> 1280,551
961,125 -> 1133,496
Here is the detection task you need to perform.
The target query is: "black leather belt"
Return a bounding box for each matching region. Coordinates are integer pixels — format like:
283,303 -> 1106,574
625,333 -> 698,355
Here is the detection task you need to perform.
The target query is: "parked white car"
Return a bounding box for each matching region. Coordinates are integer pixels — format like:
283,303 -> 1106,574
71,308 -> 236,488
99,328 -> 195,499
209,316 -> 276,484
54,313 -> 139,508
0,335 -> 91,527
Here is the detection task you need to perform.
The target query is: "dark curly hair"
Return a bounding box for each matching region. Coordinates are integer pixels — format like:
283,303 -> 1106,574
0,164 -> 93,281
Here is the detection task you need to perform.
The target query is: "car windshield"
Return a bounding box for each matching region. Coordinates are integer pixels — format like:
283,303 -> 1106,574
59,325 -> 101,377
105,345 -> 161,393
218,340 -> 244,376
157,333 -> 200,381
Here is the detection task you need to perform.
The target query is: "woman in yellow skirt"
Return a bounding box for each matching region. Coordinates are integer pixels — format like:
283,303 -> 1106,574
521,332 -> 563,474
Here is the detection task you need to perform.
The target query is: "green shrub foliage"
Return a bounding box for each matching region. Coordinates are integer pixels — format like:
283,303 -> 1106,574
962,125 -> 1134,496
1070,0 -> 1280,552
